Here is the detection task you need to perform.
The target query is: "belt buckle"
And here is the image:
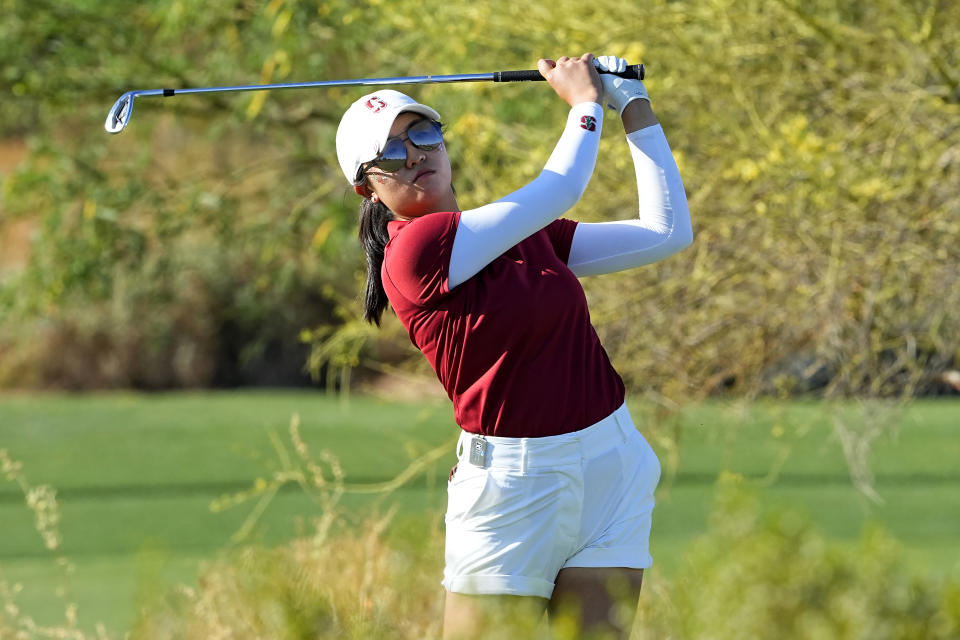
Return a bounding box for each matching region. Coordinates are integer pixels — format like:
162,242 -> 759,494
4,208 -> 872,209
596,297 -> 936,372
468,435 -> 488,467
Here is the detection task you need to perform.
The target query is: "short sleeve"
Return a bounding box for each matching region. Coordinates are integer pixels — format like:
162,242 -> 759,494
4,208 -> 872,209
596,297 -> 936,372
545,217 -> 579,264
383,211 -> 461,306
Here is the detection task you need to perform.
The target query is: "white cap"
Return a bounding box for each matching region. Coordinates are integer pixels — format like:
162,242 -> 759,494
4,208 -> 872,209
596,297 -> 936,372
336,90 -> 442,185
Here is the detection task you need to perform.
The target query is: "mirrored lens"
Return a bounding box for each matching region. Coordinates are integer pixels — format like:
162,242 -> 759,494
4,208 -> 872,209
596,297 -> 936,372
374,140 -> 408,173
369,120 -> 443,174
407,120 -> 443,149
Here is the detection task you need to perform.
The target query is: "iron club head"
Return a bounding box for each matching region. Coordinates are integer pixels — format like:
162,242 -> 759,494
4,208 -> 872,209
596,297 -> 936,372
105,92 -> 135,134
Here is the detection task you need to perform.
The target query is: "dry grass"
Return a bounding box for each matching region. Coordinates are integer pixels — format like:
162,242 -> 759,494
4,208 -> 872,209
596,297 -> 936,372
3,411 -> 960,639
129,512 -> 447,640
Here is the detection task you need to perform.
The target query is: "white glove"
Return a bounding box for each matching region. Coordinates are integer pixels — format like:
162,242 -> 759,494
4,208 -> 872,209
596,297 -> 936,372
594,55 -> 650,114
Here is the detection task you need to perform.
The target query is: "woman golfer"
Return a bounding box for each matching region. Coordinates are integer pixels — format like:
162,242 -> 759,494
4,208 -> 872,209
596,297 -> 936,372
336,53 -> 692,638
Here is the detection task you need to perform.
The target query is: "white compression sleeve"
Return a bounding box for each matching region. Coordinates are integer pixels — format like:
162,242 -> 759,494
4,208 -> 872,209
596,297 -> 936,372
566,124 -> 693,276
448,102 -> 604,289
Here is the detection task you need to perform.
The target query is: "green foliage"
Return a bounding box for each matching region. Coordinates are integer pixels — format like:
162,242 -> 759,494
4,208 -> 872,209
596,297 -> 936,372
1,2 -> 358,387
1,0 -> 958,394
580,0 -> 960,399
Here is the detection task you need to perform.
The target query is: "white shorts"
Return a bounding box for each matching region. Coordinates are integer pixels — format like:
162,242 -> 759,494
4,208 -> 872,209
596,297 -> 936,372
442,402 -> 661,599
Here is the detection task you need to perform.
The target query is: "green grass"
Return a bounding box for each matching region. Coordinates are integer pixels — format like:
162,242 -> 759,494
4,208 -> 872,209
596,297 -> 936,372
0,391 -> 958,634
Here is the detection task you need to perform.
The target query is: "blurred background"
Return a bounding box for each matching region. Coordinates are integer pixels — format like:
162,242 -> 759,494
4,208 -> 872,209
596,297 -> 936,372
1,0 -> 958,638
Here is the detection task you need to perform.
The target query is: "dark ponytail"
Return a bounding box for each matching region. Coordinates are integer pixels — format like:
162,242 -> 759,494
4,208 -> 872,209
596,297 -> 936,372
358,197 -> 394,325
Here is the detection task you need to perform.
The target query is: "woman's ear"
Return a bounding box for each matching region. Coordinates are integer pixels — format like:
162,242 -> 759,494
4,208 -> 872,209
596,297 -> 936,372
354,184 -> 378,203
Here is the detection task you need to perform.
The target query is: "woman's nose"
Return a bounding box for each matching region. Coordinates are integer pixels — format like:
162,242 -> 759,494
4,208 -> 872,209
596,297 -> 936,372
405,139 -> 425,168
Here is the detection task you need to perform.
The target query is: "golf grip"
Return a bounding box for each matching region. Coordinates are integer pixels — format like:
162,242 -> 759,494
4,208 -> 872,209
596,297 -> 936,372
494,63 -> 644,83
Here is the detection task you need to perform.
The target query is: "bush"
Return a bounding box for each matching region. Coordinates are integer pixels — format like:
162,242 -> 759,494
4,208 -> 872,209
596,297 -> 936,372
638,473 -> 960,639
1,0 -> 958,396
129,513 -> 447,640
5,437 -> 958,639
123,473 -> 960,639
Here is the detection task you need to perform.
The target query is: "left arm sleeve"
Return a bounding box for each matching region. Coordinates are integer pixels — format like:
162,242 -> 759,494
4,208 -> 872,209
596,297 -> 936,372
566,123 -> 693,276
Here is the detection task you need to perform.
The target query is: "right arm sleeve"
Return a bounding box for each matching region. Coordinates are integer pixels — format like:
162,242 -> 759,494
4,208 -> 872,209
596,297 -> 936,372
566,124 -> 693,276
447,102 -> 604,289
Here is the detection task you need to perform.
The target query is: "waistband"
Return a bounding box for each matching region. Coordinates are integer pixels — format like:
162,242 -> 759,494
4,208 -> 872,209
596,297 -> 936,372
456,402 -> 635,471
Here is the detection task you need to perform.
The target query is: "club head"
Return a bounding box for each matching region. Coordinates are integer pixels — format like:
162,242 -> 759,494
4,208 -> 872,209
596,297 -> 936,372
105,92 -> 134,134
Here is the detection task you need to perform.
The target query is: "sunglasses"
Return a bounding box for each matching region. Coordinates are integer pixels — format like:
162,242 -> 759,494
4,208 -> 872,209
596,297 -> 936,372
359,119 -> 444,180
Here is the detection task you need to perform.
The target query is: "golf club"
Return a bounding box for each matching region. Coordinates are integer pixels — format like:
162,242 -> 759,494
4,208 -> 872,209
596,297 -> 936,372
104,64 -> 644,134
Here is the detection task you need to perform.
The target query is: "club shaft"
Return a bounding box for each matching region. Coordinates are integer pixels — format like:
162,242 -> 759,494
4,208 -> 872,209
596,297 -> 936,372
160,64 -> 643,97
165,73 -> 497,97
105,65 -> 644,133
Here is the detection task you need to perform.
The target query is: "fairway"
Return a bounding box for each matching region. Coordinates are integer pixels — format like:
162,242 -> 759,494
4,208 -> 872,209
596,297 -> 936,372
1,391 -> 958,634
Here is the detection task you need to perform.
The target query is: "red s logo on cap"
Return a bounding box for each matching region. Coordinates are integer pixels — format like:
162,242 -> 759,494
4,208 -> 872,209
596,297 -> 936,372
365,97 -> 387,113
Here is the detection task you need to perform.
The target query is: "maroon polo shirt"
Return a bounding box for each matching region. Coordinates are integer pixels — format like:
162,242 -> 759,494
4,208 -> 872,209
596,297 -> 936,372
382,211 -> 624,437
